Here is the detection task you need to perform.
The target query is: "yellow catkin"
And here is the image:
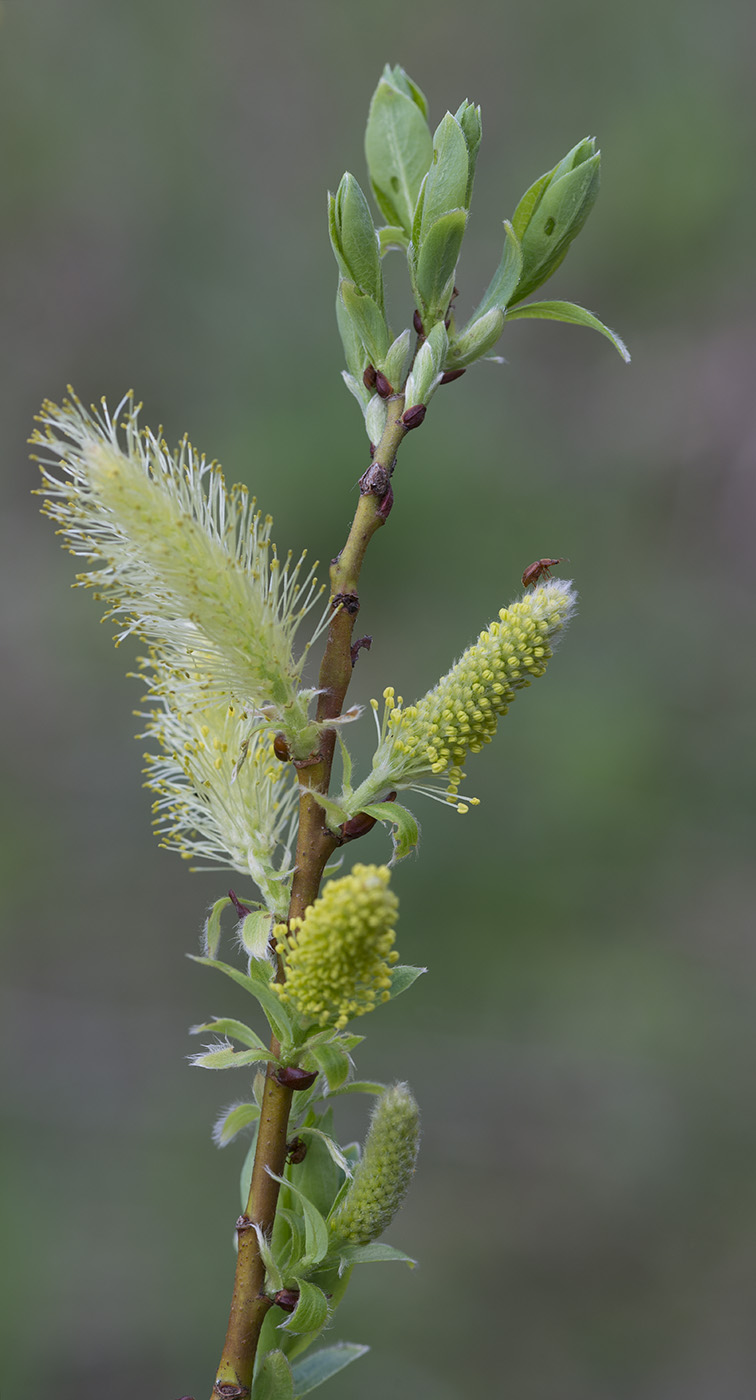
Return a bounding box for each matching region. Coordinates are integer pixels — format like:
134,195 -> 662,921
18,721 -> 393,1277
274,864 -> 399,1030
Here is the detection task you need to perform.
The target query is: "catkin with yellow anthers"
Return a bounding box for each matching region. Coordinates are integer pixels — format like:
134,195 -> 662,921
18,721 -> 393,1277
329,1084 -> 420,1245
274,864 -> 399,1031
354,580 -> 576,806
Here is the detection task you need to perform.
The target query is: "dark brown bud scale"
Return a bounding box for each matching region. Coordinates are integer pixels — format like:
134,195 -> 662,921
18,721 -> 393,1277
374,370 -> 393,399
401,404 -> 427,430
440,368 -> 466,385
287,1136 -> 308,1164
273,1288 -> 300,1313
275,1066 -> 318,1090
273,732 -> 291,762
363,364 -> 377,389
413,309 -> 424,335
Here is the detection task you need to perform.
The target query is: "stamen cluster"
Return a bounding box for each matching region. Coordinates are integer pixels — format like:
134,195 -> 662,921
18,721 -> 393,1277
274,864 -> 399,1030
359,580 -> 576,807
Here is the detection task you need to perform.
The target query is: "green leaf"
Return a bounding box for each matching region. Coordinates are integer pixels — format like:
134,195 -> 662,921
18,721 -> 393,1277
189,955 -> 294,1045
503,300 -> 630,361
335,730 -> 353,796
378,225 -> 409,255
454,99 -> 482,205
446,307 -> 505,370
403,321 -> 448,410
331,174 -> 383,306
510,142 -> 601,303
363,800 -> 420,862
305,786 -> 349,833
286,1116 -> 346,1220
267,1172 -> 330,1271
252,1348 -> 295,1400
203,895 -> 231,959
511,167 -> 552,240
335,287 -> 369,382
470,220 -> 523,320
191,1043 -> 273,1071
291,1342 -> 369,1395
192,1017 -> 271,1053
338,280 -> 389,367
298,1128 -> 353,1180
365,67 -> 433,232
305,1040 -> 351,1092
381,328 -> 412,390
414,209 -> 467,325
420,113 -> 469,235
213,1100 -> 260,1148
389,964 -> 427,999
279,1280 -> 329,1335
327,1079 -> 387,1098
240,910 -> 275,963
240,1121 -> 259,1206
337,1241 -> 417,1269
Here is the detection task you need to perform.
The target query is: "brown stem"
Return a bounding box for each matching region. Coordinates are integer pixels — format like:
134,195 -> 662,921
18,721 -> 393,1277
209,396 -> 407,1397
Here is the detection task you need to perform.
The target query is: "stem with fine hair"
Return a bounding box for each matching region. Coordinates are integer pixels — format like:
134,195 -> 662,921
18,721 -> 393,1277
210,394 -> 408,1398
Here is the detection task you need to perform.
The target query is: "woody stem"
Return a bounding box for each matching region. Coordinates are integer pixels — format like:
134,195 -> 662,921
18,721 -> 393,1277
208,395 -> 408,1398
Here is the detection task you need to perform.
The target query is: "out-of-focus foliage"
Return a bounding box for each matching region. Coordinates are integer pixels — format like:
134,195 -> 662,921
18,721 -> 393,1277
2,2 -> 756,1398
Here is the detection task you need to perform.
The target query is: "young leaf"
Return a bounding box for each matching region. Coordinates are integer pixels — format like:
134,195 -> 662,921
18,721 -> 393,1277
365,67 -> 433,232
445,307 -> 505,370
213,1100 -> 260,1148
504,299 -> 630,361
420,113 -> 469,236
378,225 -> 409,255
279,1280 -> 329,1335
362,800 -> 420,862
239,909 -> 275,963
389,964 -> 427,999
299,1127 -> 354,1180
252,1348 -> 295,1400
338,281 -> 390,367
189,954 -> 294,1045
290,1342 -> 370,1396
203,895 -> 232,960
414,209 -> 467,326
191,1017 -> 271,1053
191,1043 -> 274,1071
337,1241 -> 417,1270
327,1079 -> 387,1098
267,1171 -> 330,1271
305,1040 -> 352,1092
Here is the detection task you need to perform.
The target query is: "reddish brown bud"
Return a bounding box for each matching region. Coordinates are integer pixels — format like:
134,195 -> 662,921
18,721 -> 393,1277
401,404 -> 427,430
273,1288 -> 300,1313
413,309 -> 424,335
374,370 -> 393,399
287,1136 -> 307,1164
440,368 -> 466,385
275,1066 -> 318,1090
273,732 -> 291,762
363,364 -> 377,389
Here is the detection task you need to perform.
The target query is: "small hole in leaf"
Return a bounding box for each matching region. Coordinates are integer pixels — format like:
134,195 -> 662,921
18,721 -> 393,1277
544,217 -> 556,235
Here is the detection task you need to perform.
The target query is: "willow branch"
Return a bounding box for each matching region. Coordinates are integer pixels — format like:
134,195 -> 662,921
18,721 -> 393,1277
209,394 -> 408,1398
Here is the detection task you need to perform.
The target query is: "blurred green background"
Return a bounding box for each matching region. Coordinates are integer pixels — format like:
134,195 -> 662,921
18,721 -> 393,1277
2,1 -> 756,1396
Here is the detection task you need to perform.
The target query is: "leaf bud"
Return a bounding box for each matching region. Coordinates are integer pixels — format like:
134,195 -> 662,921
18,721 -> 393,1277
454,99 -> 482,205
403,321 -> 448,411
419,112 -> 469,238
365,65 -> 433,234
328,173 -> 384,308
509,137 -> 601,305
446,306 -> 505,369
